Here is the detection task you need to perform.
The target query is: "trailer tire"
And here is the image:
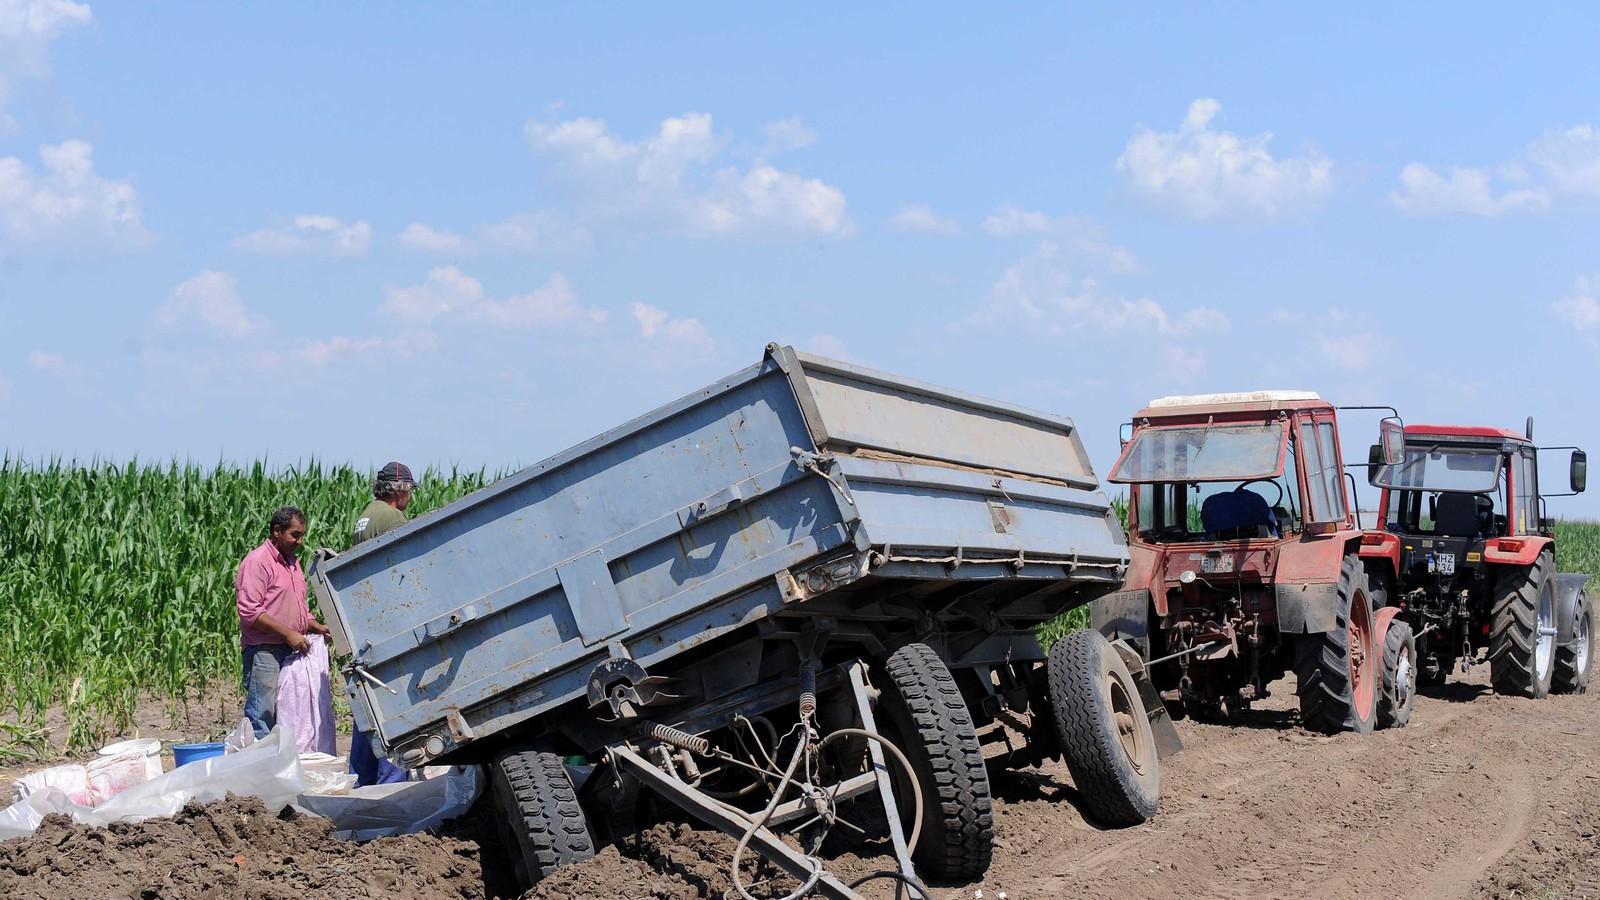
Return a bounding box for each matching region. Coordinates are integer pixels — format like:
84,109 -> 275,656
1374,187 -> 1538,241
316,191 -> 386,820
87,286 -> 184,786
1377,621 -> 1416,729
1295,555 -> 1378,735
1490,552 -> 1557,699
490,748 -> 596,885
1553,588 -> 1594,694
878,642 -> 994,882
1046,629 -> 1160,827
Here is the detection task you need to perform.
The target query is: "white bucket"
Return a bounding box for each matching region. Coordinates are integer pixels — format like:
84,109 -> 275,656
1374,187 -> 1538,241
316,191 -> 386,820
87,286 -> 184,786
98,738 -> 163,781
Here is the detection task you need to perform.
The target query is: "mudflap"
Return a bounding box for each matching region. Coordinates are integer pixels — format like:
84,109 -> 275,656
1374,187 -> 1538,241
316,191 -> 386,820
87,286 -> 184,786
1555,574 -> 1591,645
1110,639 -> 1183,759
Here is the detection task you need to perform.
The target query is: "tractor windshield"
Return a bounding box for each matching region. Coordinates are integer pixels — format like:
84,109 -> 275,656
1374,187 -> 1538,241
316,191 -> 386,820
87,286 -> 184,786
1109,422 -> 1287,483
1372,445 -> 1502,494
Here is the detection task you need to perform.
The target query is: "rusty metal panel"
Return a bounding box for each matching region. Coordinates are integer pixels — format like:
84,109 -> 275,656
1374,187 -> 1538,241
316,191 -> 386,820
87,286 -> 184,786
1276,582 -> 1339,633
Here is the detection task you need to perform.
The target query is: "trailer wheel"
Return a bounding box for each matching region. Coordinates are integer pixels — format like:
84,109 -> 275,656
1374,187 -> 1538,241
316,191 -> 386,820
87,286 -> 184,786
1553,588 -> 1594,694
878,642 -> 994,881
1490,551 -> 1557,699
490,748 -> 596,885
1377,621 -> 1416,729
1046,629 -> 1160,827
1295,555 -> 1378,735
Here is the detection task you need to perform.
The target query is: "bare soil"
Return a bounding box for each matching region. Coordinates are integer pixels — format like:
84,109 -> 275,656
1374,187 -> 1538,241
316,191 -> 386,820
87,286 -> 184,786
4,665 -> 1598,899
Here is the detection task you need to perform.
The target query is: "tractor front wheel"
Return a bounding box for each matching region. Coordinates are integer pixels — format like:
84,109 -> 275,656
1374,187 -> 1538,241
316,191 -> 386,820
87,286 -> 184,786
1489,552 -> 1557,699
1553,588 -> 1594,694
1046,629 -> 1161,827
1295,555 -> 1379,735
1377,620 -> 1416,729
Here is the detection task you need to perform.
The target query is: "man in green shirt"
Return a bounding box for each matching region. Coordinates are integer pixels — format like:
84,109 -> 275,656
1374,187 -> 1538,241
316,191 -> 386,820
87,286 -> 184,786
348,460 -> 417,786
353,461 -> 416,544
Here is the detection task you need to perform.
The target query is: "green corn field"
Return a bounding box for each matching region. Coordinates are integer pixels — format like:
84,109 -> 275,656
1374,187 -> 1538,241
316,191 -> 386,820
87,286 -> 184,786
0,457 -> 498,756
0,462 -> 1596,758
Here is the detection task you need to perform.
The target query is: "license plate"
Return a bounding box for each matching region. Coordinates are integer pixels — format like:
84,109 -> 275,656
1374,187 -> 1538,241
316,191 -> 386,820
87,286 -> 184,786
1436,553 -> 1456,576
1202,555 -> 1235,574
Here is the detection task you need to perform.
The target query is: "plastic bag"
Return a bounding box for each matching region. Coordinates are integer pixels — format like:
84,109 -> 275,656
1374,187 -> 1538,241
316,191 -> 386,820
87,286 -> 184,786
0,724 -> 304,841
85,751 -> 154,806
12,764 -> 91,806
278,635 -> 337,754
294,765 -> 483,840
299,753 -> 359,796
222,717 -> 257,754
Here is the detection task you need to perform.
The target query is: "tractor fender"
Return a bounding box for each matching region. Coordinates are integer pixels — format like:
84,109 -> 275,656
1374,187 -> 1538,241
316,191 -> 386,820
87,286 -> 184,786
1373,606 -> 1402,648
1554,574 -> 1592,645
1482,535 -> 1554,567
1357,532 -> 1401,582
1091,589 -> 1152,658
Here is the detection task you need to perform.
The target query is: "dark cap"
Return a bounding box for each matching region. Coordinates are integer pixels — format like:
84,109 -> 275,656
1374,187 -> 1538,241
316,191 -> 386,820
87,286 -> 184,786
376,461 -> 416,489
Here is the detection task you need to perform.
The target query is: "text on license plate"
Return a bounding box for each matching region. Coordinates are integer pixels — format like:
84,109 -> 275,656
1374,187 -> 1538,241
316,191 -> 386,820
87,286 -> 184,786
1435,552 -> 1456,575
1202,555 -> 1235,574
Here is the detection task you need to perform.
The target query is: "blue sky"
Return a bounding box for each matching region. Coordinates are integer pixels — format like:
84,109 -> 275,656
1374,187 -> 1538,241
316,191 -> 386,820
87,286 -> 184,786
3,3 -> 1598,515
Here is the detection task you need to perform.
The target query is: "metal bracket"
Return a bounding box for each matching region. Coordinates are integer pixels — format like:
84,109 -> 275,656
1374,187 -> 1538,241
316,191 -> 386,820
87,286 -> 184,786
791,446 -> 856,507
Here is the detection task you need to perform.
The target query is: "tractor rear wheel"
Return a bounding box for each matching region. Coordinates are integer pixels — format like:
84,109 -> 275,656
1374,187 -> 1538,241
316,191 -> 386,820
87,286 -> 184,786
1295,555 -> 1379,735
1553,588 -> 1594,694
878,642 -> 994,881
490,748 -> 596,886
1377,620 -> 1416,729
1046,629 -> 1160,827
1490,552 -> 1557,699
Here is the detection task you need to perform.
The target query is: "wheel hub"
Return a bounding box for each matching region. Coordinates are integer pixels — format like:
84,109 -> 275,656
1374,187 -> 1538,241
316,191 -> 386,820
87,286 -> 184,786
1536,583 -> 1556,681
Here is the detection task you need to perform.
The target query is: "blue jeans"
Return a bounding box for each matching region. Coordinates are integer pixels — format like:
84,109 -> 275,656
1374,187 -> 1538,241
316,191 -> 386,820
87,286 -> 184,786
349,726 -> 408,787
242,643 -> 292,739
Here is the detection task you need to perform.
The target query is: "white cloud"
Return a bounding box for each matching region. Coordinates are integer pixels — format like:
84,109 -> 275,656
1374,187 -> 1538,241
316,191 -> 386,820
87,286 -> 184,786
525,111 -> 852,238
970,241 -> 1227,337
762,117 -> 817,154
982,206 -> 1138,273
0,0 -> 92,124
981,205 -> 1054,237
1388,163 -> 1549,216
1315,332 -> 1382,372
1117,99 -> 1333,220
889,203 -> 959,235
233,214 -> 372,256
631,302 -> 713,349
397,222 -> 466,253
1555,275 -> 1600,334
478,211 -> 593,254
800,334 -> 850,360
27,349 -> 71,374
0,140 -> 146,247
384,266 -> 605,331
1392,123 -> 1600,217
296,332 -> 435,368
156,271 -> 259,338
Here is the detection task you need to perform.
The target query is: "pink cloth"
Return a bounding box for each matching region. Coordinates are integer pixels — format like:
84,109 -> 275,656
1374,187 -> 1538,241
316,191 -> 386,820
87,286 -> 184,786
277,634 -> 337,754
235,540 -> 310,647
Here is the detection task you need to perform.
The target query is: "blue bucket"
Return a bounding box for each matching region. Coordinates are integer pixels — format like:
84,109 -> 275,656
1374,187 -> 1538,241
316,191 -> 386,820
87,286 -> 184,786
171,741 -> 226,767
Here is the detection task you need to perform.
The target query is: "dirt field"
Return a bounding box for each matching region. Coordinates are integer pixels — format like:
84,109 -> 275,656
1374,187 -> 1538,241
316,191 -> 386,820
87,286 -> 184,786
3,664 -> 1597,899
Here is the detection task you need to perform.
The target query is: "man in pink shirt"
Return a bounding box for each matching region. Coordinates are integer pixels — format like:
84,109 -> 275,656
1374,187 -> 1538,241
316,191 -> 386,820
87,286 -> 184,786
237,506 -> 330,737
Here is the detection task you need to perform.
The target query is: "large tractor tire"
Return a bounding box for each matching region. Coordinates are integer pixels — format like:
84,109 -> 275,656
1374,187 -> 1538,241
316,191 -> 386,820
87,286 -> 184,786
1553,587 -> 1594,694
1295,555 -> 1379,735
1490,551 -> 1557,699
1377,620 -> 1416,729
490,748 -> 596,886
1046,629 -> 1160,827
878,642 -> 994,882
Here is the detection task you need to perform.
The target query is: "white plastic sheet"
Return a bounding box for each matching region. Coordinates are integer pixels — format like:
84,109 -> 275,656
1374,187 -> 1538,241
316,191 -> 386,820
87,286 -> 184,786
0,725 -> 481,842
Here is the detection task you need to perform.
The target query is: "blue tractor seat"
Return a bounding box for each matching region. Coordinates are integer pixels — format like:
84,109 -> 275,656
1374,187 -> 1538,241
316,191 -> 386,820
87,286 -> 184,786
1201,489 -> 1279,538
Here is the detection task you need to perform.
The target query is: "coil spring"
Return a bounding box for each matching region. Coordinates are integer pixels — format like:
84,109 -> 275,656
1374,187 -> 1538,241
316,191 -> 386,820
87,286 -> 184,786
798,662 -> 818,720
649,723 -> 710,756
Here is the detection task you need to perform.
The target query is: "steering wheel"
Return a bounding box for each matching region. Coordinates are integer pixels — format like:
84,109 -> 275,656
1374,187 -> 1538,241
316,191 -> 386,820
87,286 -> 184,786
1235,478 -> 1284,508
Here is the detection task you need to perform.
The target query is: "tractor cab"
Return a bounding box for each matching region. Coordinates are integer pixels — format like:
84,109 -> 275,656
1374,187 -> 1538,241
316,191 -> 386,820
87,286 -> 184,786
1363,422 -> 1590,694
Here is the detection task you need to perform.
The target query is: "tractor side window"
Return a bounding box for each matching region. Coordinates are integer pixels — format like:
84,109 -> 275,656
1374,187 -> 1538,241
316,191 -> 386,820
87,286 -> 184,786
1317,422 -> 1347,521
1514,451 -> 1539,534
1299,421 -> 1338,522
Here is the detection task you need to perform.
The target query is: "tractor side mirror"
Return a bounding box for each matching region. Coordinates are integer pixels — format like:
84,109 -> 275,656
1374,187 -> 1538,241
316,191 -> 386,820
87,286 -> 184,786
1379,416 -> 1405,467
1572,450 -> 1588,494
1119,421 -> 1133,449
1367,444 -> 1384,485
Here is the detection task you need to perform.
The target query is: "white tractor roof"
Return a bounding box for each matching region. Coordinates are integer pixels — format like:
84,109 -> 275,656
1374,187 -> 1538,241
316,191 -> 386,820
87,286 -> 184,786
1147,390 -> 1321,408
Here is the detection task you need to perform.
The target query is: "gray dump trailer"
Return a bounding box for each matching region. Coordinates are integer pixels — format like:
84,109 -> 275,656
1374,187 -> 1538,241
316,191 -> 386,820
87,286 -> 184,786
311,344 -> 1176,895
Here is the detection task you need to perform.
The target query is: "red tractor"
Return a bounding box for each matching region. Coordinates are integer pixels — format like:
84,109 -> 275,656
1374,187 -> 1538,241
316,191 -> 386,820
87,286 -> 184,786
1360,419 -> 1591,719
1092,391 -> 1410,734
